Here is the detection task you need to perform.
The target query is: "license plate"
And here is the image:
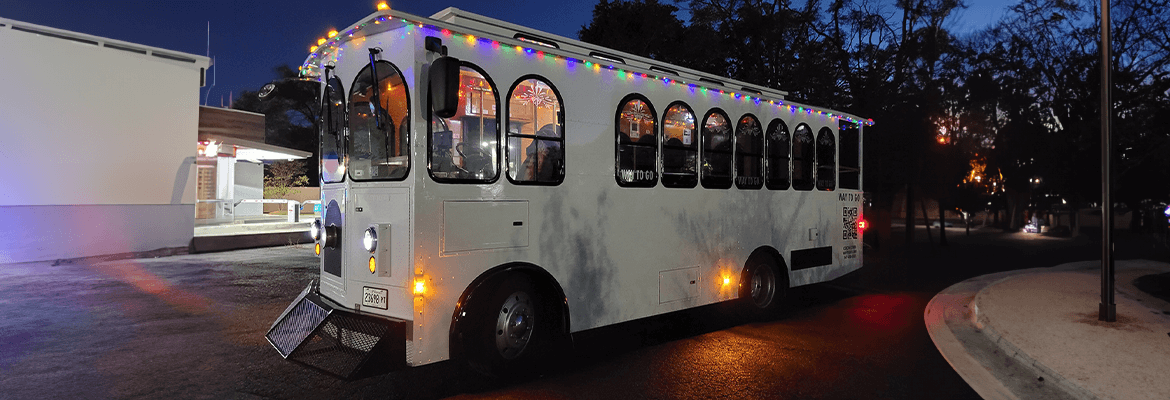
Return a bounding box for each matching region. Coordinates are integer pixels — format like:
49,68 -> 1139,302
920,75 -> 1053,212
362,286 -> 388,310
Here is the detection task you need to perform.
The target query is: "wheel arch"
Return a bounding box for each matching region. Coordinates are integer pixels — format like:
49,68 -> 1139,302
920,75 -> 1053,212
742,246 -> 790,288
448,262 -> 571,360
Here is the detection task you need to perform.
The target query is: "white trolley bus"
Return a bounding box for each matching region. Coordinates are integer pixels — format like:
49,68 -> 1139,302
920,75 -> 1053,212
267,7 -> 872,378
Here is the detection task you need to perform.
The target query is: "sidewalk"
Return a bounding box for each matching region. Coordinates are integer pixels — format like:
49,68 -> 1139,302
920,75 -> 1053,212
926,260 -> 1170,400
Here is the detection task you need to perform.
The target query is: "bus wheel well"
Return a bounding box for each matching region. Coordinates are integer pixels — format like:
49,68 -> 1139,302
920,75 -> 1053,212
449,262 -> 570,362
740,246 -> 790,309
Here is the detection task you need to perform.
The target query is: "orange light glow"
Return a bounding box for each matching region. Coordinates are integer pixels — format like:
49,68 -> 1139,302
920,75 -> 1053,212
314,243 -> 321,256
310,45 -> 318,52
317,37 -> 326,45
413,279 -> 426,295
368,256 -> 376,273
859,219 -> 868,230
376,1 -> 389,10
328,30 -> 338,38
723,276 -> 731,286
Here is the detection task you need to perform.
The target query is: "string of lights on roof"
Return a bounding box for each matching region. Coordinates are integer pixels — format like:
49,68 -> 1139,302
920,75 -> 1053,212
299,2 -> 874,127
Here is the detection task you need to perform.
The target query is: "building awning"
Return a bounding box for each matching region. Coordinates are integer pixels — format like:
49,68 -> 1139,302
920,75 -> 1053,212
200,134 -> 312,162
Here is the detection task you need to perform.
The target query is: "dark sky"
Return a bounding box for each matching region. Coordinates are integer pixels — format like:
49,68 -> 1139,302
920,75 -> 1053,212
0,0 -> 1011,107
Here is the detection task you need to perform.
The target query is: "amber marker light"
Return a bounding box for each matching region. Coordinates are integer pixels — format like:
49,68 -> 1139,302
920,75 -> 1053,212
317,38 -> 326,45
376,1 -> 389,10
314,242 -> 321,256
368,256 -> 376,273
328,30 -> 338,38
723,276 -> 731,286
413,279 -> 426,295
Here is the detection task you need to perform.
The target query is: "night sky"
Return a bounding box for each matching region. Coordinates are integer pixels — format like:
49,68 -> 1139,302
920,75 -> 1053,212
0,0 -> 1012,107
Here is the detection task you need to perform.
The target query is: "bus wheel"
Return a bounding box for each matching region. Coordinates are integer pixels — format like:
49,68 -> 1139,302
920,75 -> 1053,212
742,260 -> 777,311
468,276 -> 547,377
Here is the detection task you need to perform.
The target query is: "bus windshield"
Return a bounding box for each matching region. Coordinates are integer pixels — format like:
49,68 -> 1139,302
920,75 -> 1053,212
321,76 -> 346,183
348,60 -> 410,181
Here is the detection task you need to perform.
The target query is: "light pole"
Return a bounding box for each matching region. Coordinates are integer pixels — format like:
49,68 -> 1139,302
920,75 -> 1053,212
1099,0 -> 1116,322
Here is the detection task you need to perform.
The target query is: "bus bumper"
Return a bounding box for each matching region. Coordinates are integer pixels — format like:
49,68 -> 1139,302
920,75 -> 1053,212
265,280 -> 406,379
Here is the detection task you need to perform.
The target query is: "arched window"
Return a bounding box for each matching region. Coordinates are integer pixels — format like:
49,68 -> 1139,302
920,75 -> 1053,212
348,60 -> 410,181
429,63 -> 499,183
816,127 -> 836,191
765,119 -> 790,190
701,109 -> 733,189
661,102 -> 697,188
506,76 -> 564,184
735,114 -> 763,189
615,94 -> 658,187
792,123 -> 814,190
320,75 -> 346,183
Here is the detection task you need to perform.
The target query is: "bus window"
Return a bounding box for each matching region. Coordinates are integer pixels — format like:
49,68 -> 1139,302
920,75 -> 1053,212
430,64 -> 500,183
839,121 -> 860,190
506,76 -> 564,184
765,119 -> 790,190
816,127 -> 836,191
792,123 -> 814,190
701,109 -> 733,189
348,60 -> 410,181
616,94 -> 658,187
735,114 -> 763,189
321,76 -> 346,183
661,102 -> 697,188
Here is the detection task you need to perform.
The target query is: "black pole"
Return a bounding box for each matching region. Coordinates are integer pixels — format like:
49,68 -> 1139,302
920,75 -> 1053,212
1099,0 -> 1116,322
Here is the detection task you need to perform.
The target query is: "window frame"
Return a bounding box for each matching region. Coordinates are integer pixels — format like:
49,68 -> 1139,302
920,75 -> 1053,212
838,120 -> 861,190
734,113 -> 764,190
320,75 -> 347,184
660,101 -> 698,189
764,118 -> 791,191
427,62 -> 502,184
816,127 -> 836,191
346,59 -> 411,182
614,93 -> 659,188
700,108 -> 734,189
792,123 -> 815,191
504,74 -> 566,186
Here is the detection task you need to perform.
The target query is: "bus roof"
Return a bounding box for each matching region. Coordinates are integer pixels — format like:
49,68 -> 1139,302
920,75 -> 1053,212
300,7 -> 872,126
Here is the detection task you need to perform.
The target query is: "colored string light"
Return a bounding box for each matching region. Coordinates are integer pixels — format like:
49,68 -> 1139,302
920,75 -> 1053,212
300,9 -> 873,126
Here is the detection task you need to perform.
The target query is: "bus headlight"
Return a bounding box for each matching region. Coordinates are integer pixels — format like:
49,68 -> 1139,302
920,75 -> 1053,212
363,227 -> 378,253
311,219 -> 322,241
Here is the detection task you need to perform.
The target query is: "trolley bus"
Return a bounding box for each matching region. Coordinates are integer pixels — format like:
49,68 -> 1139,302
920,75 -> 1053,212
267,6 -> 872,378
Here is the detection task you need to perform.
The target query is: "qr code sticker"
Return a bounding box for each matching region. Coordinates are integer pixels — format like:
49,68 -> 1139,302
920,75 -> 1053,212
843,207 -> 859,240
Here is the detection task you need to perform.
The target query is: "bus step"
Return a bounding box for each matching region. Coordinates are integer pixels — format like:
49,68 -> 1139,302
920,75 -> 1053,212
266,282 -> 397,379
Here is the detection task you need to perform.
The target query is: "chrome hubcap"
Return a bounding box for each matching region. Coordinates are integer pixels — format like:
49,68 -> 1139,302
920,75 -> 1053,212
495,291 -> 534,360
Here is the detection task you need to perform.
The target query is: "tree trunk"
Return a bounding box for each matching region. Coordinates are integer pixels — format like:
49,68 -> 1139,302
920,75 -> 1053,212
938,199 -> 949,246
904,184 -> 916,243
921,198 -> 934,244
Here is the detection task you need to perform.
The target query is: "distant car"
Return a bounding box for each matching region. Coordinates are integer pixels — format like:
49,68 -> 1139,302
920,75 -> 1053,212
932,220 -> 955,228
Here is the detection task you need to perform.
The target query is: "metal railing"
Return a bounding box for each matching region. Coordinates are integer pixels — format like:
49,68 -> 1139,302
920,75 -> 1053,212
197,198 -> 321,223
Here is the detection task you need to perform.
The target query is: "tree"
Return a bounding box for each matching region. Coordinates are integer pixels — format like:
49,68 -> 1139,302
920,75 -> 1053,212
233,65 -> 321,186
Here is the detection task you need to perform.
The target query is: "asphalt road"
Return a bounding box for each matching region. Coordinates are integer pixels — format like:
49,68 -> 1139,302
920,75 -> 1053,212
2,226 -> 1165,399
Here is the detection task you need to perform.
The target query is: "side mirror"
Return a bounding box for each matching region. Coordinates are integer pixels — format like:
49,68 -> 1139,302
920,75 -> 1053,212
429,56 -> 460,119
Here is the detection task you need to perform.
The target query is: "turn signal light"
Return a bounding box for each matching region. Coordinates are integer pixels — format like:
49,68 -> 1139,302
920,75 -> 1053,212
368,256 -> 376,274
314,242 -> 321,256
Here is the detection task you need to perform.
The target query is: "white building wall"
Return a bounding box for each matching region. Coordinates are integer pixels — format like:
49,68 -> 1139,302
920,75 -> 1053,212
233,161 -> 264,216
0,20 -> 209,263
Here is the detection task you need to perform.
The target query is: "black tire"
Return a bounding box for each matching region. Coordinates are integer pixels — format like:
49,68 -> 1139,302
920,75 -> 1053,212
740,257 -> 786,315
466,275 -> 554,377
